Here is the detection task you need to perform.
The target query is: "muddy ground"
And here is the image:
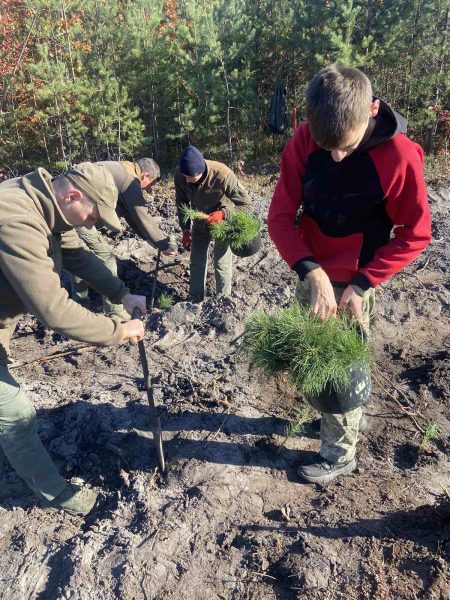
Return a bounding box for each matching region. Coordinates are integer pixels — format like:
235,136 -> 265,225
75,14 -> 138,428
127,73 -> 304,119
0,175 -> 449,600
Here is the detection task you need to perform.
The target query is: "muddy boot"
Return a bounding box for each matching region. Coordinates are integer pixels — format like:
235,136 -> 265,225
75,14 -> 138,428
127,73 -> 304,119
308,414 -> 368,437
41,484 -> 103,517
298,456 -> 357,483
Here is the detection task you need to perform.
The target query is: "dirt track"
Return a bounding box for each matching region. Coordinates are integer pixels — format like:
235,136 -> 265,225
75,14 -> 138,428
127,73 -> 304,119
0,177 -> 449,599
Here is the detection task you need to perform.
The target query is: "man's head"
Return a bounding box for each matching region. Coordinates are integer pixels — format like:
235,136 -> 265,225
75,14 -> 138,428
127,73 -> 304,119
179,146 -> 206,183
306,65 -> 380,162
138,158 -> 160,191
53,163 -> 121,231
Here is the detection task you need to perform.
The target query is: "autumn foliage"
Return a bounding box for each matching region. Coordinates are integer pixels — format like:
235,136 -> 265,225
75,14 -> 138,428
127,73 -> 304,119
0,0 -> 449,174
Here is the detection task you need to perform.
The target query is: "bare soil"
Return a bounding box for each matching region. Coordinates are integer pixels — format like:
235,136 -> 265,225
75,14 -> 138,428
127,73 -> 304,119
0,176 -> 449,600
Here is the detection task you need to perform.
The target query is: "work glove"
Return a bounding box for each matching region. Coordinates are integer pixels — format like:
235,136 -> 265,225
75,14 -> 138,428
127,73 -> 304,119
182,230 -> 192,251
206,210 -> 225,224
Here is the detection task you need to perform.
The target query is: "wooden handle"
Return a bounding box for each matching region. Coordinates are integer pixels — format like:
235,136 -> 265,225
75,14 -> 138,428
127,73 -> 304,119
132,307 -> 142,320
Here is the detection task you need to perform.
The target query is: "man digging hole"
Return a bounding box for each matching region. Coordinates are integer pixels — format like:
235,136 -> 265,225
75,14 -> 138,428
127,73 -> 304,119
268,65 -> 431,483
0,163 -> 145,516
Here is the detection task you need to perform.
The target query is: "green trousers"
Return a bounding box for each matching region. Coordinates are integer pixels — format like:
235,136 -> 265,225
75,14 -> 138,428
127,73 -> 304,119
189,222 -> 232,302
295,280 -> 375,463
71,226 -> 128,320
0,363 -> 68,501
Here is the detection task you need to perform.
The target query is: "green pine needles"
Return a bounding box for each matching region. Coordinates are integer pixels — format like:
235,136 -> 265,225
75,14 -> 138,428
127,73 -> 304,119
180,205 -> 208,225
180,205 -> 260,251
243,303 -> 372,397
157,293 -> 175,309
210,211 -> 260,251
419,422 -> 439,452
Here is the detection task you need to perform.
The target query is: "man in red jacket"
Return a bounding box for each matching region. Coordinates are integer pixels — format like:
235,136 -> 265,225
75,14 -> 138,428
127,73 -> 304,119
268,65 -> 431,483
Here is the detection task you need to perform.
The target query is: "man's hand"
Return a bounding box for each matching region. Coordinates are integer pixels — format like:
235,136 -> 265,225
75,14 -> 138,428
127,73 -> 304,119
121,319 -> 145,343
182,230 -> 192,251
338,286 -> 364,324
306,267 -> 337,320
122,293 -> 147,317
206,210 -> 225,224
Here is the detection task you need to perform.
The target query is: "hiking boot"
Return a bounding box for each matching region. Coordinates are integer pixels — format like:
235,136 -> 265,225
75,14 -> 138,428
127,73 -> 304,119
41,484 -> 103,517
298,456 -> 357,483
308,414 -> 368,437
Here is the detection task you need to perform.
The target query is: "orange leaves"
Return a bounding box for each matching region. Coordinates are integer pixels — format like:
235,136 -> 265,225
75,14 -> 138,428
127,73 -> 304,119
72,40 -> 91,53
58,14 -> 82,30
0,0 -> 32,77
157,0 -> 178,35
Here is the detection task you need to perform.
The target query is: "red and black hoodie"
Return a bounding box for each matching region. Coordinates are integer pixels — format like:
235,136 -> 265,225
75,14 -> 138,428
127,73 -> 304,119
268,100 -> 432,292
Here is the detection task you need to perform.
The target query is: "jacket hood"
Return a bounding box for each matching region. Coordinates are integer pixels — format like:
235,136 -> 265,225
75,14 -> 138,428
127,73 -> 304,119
20,169 -> 73,233
358,98 -> 408,153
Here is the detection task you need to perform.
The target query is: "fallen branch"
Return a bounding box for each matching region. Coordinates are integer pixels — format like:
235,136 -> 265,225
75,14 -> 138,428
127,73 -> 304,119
374,367 -> 416,407
415,255 -> 431,273
372,372 -> 425,434
10,344 -> 99,368
200,410 -> 231,449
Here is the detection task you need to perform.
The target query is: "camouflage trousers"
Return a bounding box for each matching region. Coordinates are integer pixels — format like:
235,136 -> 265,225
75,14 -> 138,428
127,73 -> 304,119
70,226 -> 128,320
295,280 -> 375,463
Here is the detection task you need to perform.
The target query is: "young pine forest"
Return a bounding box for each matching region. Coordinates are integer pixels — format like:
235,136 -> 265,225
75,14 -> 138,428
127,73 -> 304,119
1,0 -> 449,176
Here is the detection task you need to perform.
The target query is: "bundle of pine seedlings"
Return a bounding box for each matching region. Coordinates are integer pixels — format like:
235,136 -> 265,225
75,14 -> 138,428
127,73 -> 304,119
180,205 -> 260,251
243,303 -> 372,397
209,211 -> 260,251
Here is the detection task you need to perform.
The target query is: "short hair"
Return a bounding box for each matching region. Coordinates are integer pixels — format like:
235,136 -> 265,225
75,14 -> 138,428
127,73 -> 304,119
306,65 -> 373,149
138,158 -> 160,178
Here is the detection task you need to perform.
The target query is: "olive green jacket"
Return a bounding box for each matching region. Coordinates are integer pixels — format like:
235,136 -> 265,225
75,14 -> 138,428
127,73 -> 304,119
0,169 -> 129,359
174,160 -> 252,229
96,161 -> 170,251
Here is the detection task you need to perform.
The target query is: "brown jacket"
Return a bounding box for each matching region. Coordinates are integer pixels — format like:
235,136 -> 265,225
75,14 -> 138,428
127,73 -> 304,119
174,160 -> 252,229
0,169 -> 129,359
96,161 -> 170,251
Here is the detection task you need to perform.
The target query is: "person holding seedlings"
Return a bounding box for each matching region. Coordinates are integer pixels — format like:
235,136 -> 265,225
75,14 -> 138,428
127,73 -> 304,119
268,65 -> 431,483
71,158 -> 176,319
0,163 -> 146,516
174,146 -> 252,302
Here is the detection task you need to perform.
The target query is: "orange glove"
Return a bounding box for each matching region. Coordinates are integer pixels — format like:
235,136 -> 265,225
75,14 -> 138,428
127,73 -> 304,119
182,230 -> 192,250
206,210 -> 225,224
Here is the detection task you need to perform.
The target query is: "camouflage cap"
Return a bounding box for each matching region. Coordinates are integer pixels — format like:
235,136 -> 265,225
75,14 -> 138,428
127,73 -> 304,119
64,162 -> 122,232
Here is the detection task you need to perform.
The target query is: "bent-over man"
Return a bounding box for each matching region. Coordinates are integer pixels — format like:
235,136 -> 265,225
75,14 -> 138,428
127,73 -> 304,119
0,163 -> 145,516
72,158 -> 175,318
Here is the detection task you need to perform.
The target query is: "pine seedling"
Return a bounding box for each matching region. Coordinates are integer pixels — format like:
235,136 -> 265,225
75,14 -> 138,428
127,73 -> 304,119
419,422 -> 439,452
285,404 -> 316,438
210,211 -> 261,251
158,293 -> 174,309
243,303 -> 372,397
180,204 -> 208,225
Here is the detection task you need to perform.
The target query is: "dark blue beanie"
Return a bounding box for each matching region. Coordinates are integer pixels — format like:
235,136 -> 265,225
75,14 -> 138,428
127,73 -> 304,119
179,146 -> 206,176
